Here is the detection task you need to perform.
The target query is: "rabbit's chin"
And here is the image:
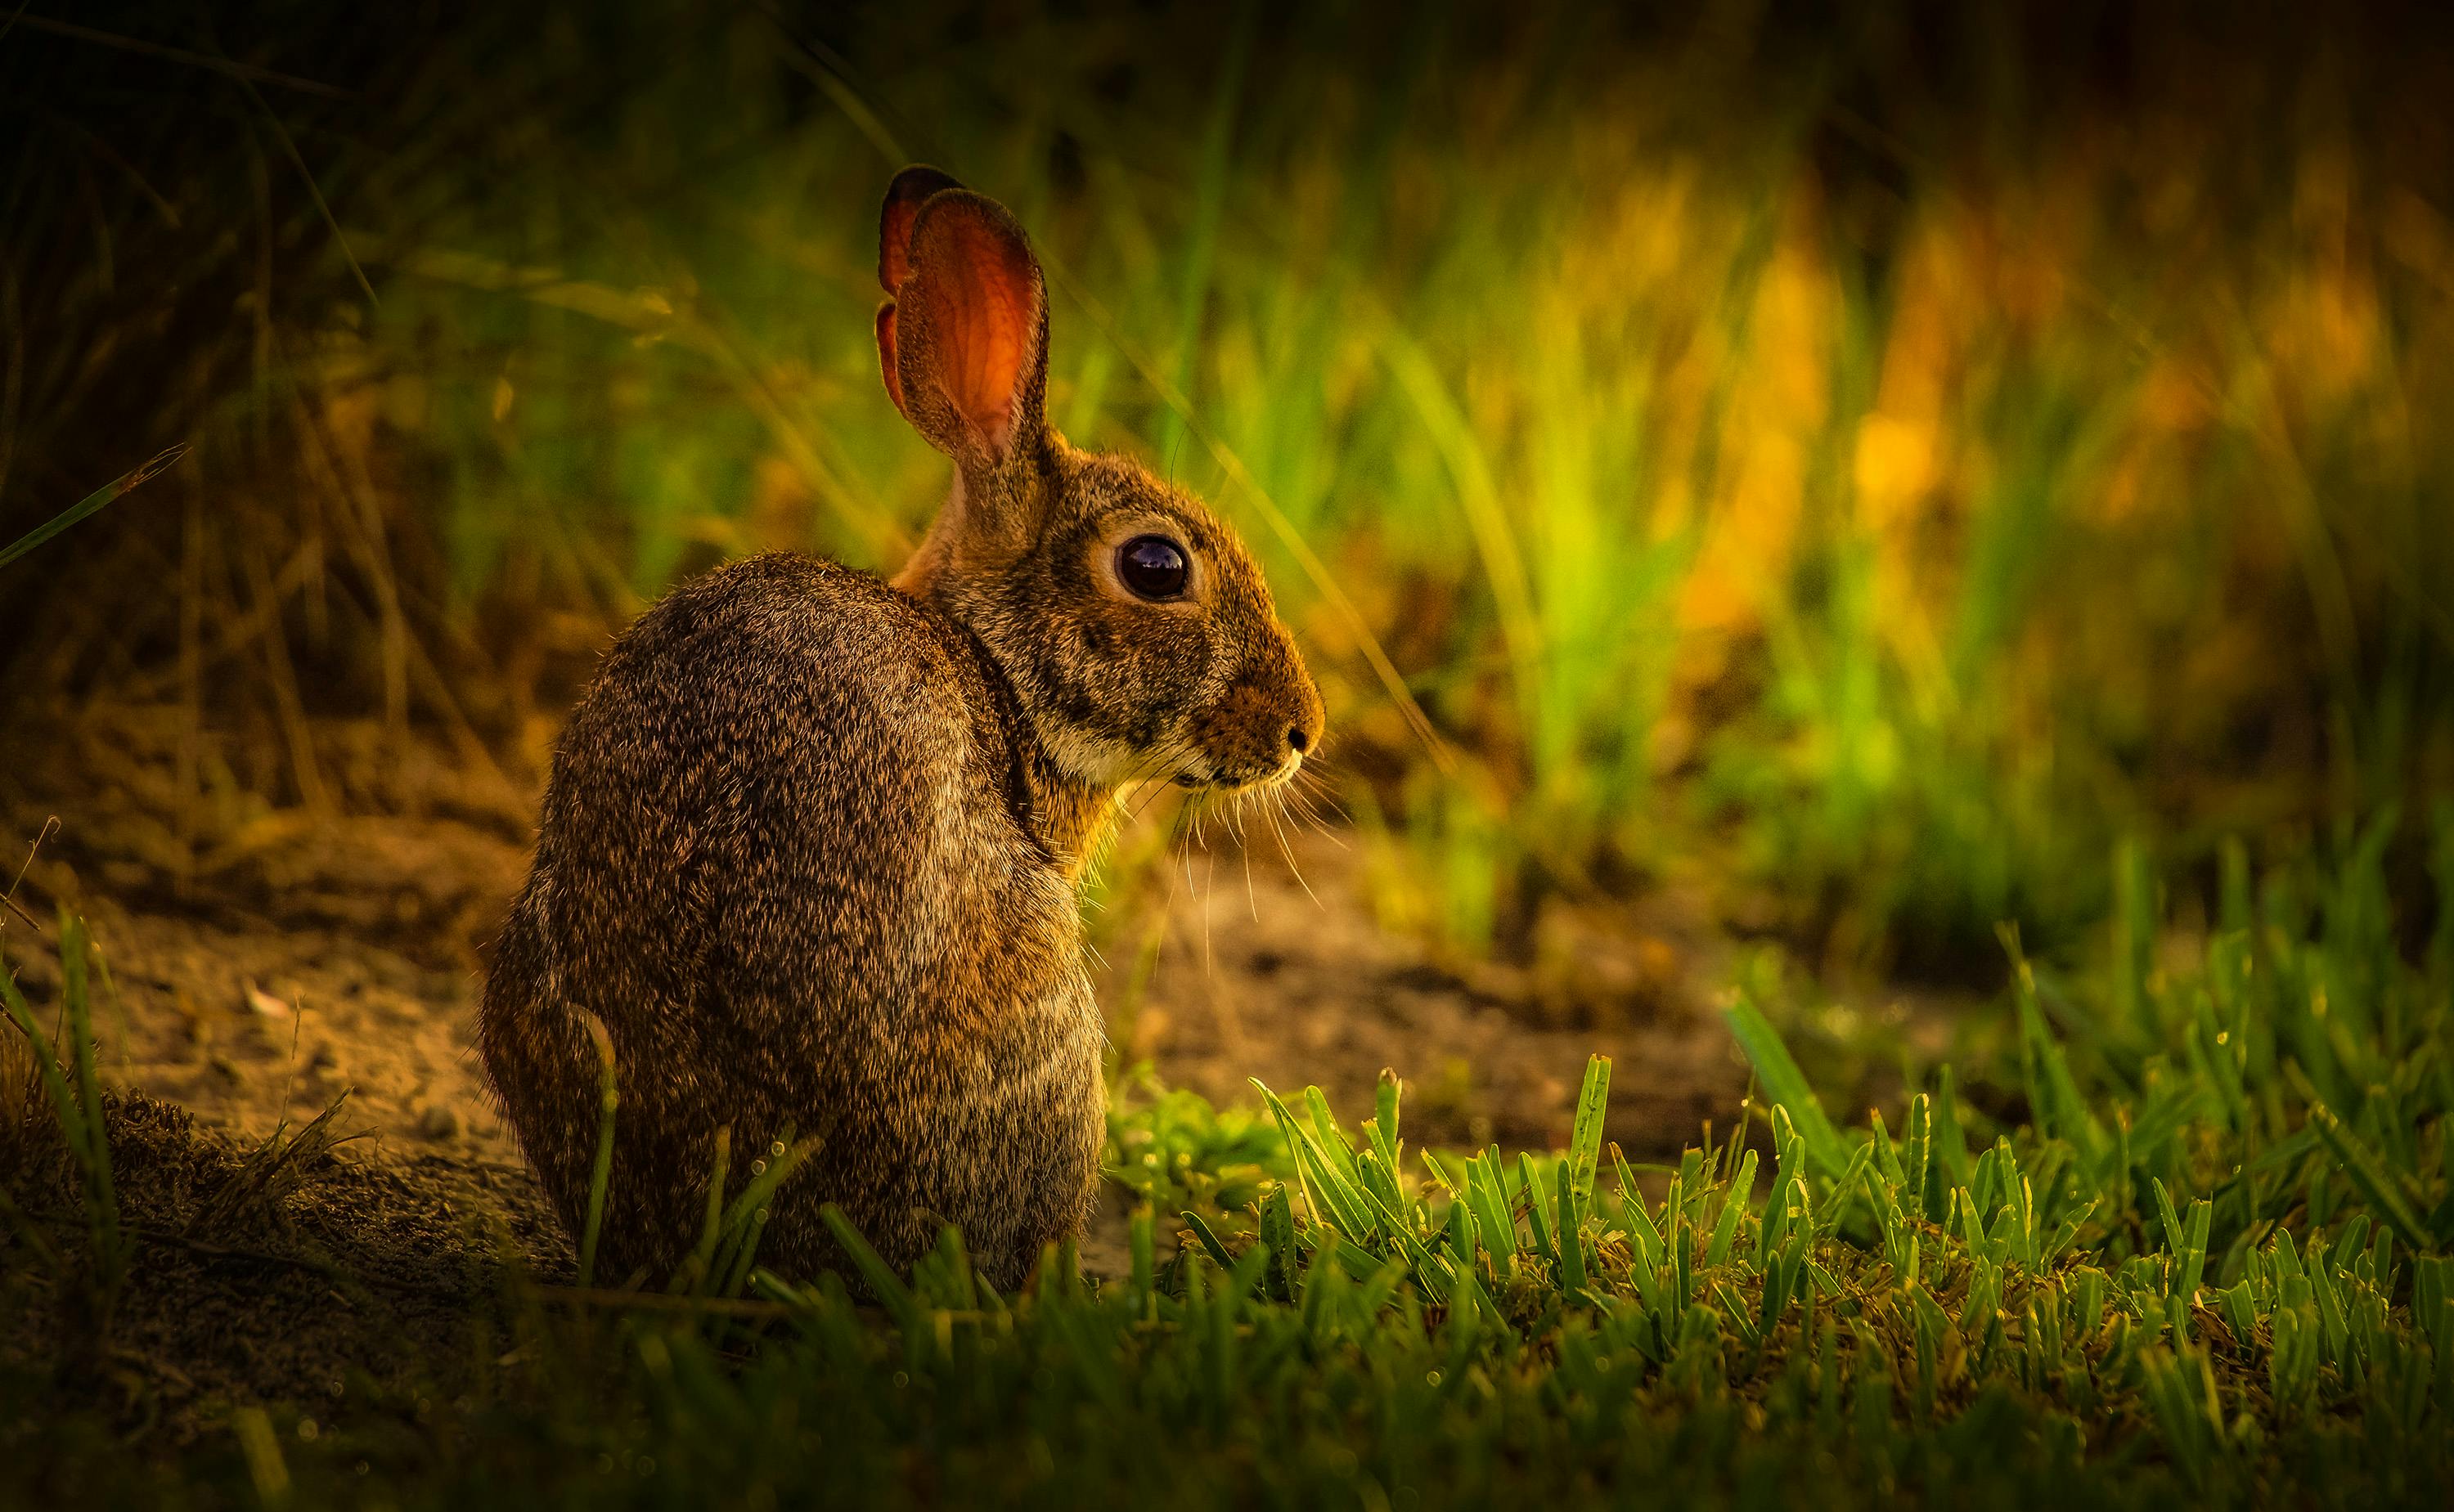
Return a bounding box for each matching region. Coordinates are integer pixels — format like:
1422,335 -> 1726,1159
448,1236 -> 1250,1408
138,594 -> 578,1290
1174,756 -> 1304,795
1037,718 -> 1288,796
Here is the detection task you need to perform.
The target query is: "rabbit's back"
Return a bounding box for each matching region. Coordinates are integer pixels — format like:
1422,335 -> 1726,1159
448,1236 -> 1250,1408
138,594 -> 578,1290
481,553 -> 1103,1288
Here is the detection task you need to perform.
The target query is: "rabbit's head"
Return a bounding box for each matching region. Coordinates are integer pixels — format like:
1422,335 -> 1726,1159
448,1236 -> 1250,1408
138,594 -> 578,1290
875,167 -> 1322,797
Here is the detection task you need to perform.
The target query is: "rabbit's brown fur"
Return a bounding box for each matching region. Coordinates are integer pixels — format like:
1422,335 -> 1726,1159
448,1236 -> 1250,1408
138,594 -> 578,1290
479,169 -> 1321,1290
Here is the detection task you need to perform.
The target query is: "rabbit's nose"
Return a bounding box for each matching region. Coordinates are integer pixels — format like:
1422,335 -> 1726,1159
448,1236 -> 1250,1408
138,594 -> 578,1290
1287,725 -> 1312,756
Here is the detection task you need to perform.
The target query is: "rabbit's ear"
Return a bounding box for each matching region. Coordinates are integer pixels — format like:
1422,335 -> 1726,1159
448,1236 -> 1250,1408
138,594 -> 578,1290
874,180 -> 1050,473
874,166 -> 963,420
878,165 -> 964,295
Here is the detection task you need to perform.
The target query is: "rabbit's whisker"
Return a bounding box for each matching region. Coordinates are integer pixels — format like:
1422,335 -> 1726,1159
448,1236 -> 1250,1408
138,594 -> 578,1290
1292,761 -> 1346,810
1284,768 -> 1351,837
1124,780 -> 1177,832
1263,790 -> 1324,910
1114,760 -> 1169,824
1113,736 -> 1204,833
1237,793 -> 1261,922
1277,774 -> 1328,826
1174,832 -> 1217,985
1292,792 -> 1346,846
1127,814 -> 1184,989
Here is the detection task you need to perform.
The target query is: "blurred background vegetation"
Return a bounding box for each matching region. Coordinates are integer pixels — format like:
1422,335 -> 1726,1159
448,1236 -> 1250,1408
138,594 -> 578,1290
3,0 -> 2450,983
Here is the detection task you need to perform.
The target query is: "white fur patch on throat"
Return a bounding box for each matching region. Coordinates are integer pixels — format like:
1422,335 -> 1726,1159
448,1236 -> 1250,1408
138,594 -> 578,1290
1031,713 -> 1162,790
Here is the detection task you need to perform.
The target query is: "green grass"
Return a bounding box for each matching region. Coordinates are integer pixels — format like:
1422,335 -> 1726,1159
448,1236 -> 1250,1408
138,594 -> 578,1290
0,446 -> 185,573
1,913 -> 128,1337
3,822 -> 2448,1507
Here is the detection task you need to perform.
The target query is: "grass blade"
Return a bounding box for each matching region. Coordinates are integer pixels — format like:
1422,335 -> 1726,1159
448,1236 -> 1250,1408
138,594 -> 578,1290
1254,1080 -> 1375,1240
2303,1099 -> 2438,1248
1723,993 -> 1848,1178
1566,1054 -> 1611,1204
819,1202 -> 919,1330
675,1124 -> 732,1295
0,446 -> 185,571
1184,1209 -> 1238,1270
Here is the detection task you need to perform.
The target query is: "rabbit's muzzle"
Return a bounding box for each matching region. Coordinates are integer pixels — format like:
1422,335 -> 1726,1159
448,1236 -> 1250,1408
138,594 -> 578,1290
1185,642 -> 1324,791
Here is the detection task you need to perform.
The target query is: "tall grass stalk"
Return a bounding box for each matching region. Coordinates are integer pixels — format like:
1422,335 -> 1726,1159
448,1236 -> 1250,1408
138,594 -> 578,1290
0,910 -> 127,1324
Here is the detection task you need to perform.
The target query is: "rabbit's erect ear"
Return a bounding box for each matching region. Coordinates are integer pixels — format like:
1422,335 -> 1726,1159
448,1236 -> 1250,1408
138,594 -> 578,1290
874,167 -> 963,420
874,174 -> 1050,473
878,165 -> 964,295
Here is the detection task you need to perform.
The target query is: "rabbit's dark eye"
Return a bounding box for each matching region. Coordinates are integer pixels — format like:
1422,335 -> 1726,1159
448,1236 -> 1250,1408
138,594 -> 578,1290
1117,535 -> 1190,601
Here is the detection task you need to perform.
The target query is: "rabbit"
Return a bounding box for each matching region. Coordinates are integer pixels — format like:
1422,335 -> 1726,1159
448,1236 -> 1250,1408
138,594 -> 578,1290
478,166 -> 1324,1292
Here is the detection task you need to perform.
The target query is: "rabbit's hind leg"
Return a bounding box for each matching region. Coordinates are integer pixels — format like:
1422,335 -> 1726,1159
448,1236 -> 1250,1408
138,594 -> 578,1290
476,895 -> 600,1239
479,885 -> 711,1286
937,980 -> 1107,1291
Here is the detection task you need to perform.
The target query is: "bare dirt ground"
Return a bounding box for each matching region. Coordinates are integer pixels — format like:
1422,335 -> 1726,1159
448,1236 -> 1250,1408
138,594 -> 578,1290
2,704 -> 1749,1303
1104,833 -> 1743,1157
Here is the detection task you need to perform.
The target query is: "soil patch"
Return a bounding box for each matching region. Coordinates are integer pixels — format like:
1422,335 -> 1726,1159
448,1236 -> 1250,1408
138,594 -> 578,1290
1099,832 -> 1746,1157
3,1089 -> 564,1437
